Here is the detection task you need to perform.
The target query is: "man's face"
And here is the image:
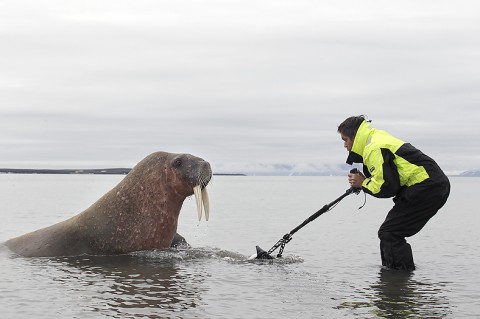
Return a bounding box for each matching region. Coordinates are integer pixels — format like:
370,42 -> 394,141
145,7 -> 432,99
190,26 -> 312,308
341,133 -> 353,152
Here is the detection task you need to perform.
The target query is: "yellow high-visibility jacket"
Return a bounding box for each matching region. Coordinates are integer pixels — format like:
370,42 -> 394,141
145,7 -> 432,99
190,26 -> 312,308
346,121 -> 447,198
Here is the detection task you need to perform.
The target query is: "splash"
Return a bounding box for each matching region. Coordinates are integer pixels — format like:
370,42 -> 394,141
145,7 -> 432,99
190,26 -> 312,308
129,247 -> 304,264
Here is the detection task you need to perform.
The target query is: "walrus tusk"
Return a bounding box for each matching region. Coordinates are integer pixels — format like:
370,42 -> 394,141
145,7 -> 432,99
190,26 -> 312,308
202,187 -> 210,221
193,185 -> 203,221
194,185 -> 210,221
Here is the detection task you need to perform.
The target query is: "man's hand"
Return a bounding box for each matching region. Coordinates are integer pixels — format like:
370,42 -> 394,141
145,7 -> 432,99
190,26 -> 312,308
348,170 -> 365,189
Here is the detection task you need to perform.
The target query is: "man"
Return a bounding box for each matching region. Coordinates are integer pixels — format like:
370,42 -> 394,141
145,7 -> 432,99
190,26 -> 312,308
338,115 -> 450,271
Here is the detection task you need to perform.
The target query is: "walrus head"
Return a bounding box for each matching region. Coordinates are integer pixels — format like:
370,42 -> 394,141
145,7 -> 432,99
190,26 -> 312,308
121,151 -> 212,221
165,152 -> 212,221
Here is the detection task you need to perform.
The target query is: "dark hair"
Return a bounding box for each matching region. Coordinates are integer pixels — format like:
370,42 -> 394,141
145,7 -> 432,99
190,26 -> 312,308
337,115 -> 370,139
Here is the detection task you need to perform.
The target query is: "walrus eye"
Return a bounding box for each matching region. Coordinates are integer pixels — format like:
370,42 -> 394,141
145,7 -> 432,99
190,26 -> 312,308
173,158 -> 182,168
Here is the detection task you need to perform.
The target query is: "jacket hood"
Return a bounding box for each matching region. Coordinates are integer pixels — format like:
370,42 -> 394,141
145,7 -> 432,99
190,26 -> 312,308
346,120 -> 374,165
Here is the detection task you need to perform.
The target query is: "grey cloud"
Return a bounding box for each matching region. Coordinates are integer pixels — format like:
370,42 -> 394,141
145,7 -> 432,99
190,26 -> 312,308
1,0 -> 479,174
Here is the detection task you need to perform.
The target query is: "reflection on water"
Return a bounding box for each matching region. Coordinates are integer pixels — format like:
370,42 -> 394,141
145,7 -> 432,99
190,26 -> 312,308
46,251 -> 210,318
338,268 -> 452,318
371,268 -> 451,318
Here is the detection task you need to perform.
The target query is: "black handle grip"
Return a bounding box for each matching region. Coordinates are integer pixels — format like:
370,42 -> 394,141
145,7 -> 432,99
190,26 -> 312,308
348,168 -> 362,194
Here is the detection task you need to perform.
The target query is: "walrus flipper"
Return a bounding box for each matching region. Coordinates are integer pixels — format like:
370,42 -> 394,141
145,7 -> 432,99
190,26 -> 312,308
170,232 -> 190,248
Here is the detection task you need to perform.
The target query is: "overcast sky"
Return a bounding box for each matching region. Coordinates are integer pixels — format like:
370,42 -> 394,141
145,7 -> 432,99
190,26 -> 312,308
1,0 -> 479,175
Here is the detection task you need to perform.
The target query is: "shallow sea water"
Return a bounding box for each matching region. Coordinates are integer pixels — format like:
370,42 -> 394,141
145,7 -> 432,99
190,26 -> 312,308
1,174 -> 479,318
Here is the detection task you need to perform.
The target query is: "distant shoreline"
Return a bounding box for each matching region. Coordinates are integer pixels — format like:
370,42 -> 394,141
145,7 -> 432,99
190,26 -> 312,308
0,168 -> 476,177
0,168 -> 246,176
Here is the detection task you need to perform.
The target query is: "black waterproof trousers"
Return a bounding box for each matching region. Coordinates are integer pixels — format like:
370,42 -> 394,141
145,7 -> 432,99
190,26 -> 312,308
378,179 -> 450,271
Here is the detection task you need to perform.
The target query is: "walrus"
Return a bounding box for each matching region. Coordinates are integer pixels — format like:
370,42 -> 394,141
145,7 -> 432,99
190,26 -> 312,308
5,151 -> 212,257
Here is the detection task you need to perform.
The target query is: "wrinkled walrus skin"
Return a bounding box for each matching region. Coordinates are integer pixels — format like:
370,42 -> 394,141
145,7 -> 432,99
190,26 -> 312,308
6,151 -> 212,257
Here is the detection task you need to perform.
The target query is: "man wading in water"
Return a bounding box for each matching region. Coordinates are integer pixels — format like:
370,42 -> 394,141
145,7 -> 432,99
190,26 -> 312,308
337,115 -> 450,271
